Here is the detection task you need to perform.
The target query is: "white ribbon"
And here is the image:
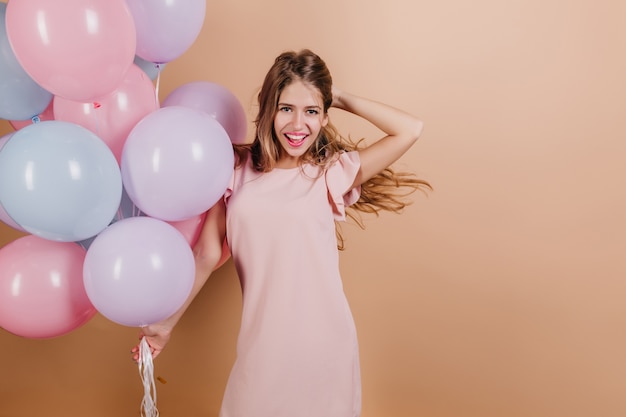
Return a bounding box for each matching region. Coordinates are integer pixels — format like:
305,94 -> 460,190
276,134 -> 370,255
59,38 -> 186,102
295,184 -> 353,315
138,337 -> 159,417
154,63 -> 162,105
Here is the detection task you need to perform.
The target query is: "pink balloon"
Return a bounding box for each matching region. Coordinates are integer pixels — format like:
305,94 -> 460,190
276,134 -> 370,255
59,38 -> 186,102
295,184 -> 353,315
126,0 -> 205,64
0,236 -> 96,339
163,81 -> 248,144
9,100 -> 55,131
5,0 -> 136,102
83,217 -> 195,327
121,106 -> 235,221
167,211 -> 231,270
54,64 -> 159,164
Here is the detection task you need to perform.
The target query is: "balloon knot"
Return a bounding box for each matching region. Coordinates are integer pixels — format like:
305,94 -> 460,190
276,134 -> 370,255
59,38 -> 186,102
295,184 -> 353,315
93,102 -> 101,109
31,115 -> 41,123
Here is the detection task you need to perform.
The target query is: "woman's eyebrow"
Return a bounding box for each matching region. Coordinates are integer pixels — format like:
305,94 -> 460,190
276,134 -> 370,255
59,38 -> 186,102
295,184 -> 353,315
277,102 -> 322,109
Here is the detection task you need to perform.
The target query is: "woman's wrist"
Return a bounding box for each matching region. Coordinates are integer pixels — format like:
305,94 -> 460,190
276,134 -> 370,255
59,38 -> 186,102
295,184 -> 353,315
143,322 -> 174,337
331,87 -> 346,110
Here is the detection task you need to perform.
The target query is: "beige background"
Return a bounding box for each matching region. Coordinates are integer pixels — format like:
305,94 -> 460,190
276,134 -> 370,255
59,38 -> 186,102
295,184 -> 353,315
1,0 -> 625,416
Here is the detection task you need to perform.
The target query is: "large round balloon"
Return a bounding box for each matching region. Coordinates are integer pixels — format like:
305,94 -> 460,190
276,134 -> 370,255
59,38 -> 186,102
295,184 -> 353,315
0,3 -> 52,120
126,0 -> 205,64
121,106 -> 234,222
163,81 -> 248,144
0,121 -> 122,242
54,64 -> 159,164
111,201 -> 231,269
83,216 -> 195,327
0,236 -> 96,339
5,0 -> 136,102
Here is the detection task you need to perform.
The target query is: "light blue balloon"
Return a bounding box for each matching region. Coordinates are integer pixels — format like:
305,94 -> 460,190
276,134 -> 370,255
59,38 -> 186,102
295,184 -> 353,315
0,121 -> 122,242
0,3 -> 53,121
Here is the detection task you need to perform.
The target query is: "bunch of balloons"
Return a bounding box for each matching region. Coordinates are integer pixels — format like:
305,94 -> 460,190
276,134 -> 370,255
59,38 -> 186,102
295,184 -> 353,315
0,0 -> 245,338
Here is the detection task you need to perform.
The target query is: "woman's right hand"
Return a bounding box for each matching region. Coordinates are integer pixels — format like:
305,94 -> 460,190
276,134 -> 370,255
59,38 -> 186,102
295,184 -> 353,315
331,86 -> 345,109
130,323 -> 172,363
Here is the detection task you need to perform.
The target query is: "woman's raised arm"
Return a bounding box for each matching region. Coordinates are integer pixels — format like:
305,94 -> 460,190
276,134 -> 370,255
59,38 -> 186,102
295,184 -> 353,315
331,88 -> 423,187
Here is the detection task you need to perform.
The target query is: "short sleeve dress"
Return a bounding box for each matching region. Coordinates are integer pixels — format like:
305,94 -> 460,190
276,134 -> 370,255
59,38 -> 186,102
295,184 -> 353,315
220,151 -> 362,417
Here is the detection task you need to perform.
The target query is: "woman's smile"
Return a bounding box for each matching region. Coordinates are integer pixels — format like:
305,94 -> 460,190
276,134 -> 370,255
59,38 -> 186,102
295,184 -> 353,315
284,132 -> 309,147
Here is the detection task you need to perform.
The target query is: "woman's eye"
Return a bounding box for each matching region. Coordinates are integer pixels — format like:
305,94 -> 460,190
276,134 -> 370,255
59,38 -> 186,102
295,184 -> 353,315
307,109 -> 319,115
279,106 -> 292,112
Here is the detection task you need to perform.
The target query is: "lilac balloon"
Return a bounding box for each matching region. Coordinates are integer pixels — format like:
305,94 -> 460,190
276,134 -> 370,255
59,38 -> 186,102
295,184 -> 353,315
163,81 -> 248,144
121,106 -> 234,222
126,0 -> 206,64
83,217 -> 195,327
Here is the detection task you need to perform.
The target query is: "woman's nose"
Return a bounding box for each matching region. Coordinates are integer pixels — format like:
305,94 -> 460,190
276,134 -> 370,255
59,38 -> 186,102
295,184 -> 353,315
291,111 -> 303,129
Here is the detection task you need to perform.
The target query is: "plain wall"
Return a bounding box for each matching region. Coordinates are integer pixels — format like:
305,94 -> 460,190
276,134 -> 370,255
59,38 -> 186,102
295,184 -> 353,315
1,0 -> 625,416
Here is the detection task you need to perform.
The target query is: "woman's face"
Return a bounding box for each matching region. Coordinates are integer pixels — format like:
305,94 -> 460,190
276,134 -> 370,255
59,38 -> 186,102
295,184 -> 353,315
273,80 -> 328,168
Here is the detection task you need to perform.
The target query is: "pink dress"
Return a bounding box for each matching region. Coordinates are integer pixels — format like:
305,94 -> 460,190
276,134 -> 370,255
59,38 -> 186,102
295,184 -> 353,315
220,151 -> 362,417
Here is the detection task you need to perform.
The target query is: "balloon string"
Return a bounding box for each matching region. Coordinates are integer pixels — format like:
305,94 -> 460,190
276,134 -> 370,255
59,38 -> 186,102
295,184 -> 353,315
154,64 -> 162,106
139,337 -> 159,417
93,102 -> 101,137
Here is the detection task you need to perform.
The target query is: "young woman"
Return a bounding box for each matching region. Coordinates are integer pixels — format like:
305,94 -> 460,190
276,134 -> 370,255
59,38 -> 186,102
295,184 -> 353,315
132,49 -> 430,417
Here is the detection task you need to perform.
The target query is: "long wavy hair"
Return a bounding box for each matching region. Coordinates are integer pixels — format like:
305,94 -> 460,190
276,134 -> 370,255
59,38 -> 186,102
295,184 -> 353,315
234,49 -> 431,248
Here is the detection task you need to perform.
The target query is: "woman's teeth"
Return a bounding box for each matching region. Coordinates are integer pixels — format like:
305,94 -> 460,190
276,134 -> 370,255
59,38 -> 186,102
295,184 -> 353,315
286,133 -> 306,142
285,133 -> 307,147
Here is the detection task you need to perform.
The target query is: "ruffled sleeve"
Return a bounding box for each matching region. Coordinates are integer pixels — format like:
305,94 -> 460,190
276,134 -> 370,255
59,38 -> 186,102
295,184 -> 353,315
325,151 -> 362,221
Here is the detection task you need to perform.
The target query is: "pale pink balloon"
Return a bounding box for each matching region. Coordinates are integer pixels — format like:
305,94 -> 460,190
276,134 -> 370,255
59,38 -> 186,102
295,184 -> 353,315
5,0 -> 136,102
54,64 -> 159,164
0,236 -> 96,339
163,81 -> 248,144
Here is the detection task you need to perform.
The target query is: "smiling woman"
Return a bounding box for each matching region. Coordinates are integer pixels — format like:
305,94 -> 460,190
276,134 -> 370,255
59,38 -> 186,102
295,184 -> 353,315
2,0 -> 626,416
131,49 -> 429,417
